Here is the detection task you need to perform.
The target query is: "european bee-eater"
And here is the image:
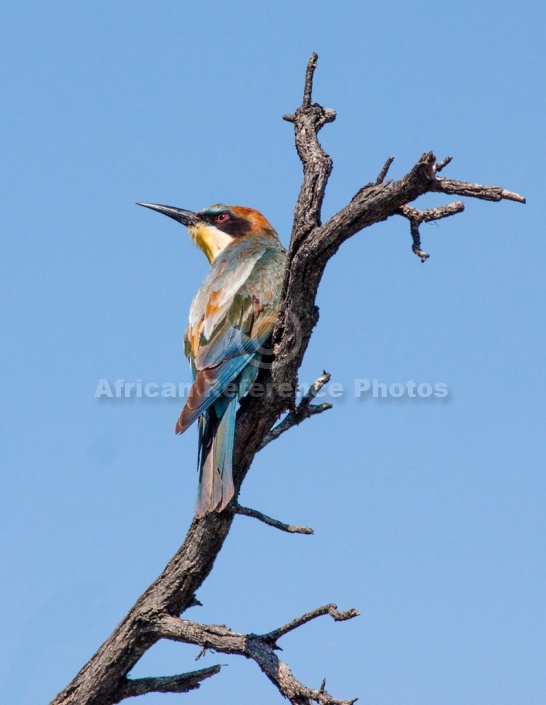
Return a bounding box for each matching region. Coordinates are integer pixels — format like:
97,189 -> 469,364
138,202 -> 286,517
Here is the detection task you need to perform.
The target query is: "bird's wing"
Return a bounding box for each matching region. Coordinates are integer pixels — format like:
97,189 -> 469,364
188,247 -> 266,368
177,245 -> 283,434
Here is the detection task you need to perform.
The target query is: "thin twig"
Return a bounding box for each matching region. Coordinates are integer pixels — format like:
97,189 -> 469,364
260,402 -> 331,450
265,604 -> 360,643
259,372 -> 332,451
234,503 -> 314,535
304,52 -> 318,106
435,155 -> 453,173
376,156 -> 394,184
409,220 -> 429,262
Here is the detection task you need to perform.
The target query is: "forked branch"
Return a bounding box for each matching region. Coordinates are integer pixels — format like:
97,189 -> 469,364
259,371 -> 333,451
398,201 -> 465,261
153,604 -> 360,705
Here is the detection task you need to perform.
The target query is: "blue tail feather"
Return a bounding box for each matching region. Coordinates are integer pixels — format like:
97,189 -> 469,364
195,393 -> 237,517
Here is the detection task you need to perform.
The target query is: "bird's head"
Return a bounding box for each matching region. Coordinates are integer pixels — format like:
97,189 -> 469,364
138,202 -> 278,263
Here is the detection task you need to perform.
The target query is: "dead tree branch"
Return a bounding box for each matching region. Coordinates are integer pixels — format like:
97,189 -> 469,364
282,52 -> 336,244
431,175 -> 525,202
265,604 -> 361,643
112,666 -> 221,702
398,201 -> 465,261
259,370 -> 333,451
153,605 -> 359,705
376,155 -> 394,184
234,503 -> 314,535
50,53 -> 524,705
435,155 -> 452,172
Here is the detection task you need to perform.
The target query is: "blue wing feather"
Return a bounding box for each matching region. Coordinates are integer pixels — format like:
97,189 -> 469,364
176,352 -> 257,434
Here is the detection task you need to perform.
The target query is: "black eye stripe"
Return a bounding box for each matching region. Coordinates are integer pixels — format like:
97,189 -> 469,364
201,212 -> 251,237
218,218 -> 251,236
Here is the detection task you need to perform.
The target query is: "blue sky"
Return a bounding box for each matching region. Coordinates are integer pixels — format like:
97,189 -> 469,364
1,2 -> 545,704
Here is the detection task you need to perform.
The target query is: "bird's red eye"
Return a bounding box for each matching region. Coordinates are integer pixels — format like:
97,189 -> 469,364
216,213 -> 229,223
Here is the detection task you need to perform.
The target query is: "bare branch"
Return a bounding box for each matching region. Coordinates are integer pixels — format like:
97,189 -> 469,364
303,52 -> 318,106
155,614 -> 243,650
155,608 -> 359,705
283,53 -> 336,250
259,371 -> 333,451
376,155 -> 394,184
303,370 -> 332,401
259,402 -> 331,450
265,604 -> 360,643
234,503 -> 314,535
399,202 -> 465,223
435,155 -> 453,173
113,667 -> 221,702
398,201 -> 465,261
409,220 -> 430,262
311,151 -> 438,258
432,176 -> 526,203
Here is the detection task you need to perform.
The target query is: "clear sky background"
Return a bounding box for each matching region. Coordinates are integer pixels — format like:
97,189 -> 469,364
1,2 -> 545,704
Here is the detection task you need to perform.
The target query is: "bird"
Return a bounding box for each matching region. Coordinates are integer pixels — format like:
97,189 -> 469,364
138,202 -> 286,517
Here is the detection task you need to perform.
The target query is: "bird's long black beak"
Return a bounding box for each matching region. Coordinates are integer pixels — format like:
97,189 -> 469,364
137,202 -> 199,227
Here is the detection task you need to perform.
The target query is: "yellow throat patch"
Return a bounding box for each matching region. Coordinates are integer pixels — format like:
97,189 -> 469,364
188,223 -> 234,263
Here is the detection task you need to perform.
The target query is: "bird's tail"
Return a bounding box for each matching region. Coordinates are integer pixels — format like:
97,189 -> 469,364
195,394 -> 237,518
